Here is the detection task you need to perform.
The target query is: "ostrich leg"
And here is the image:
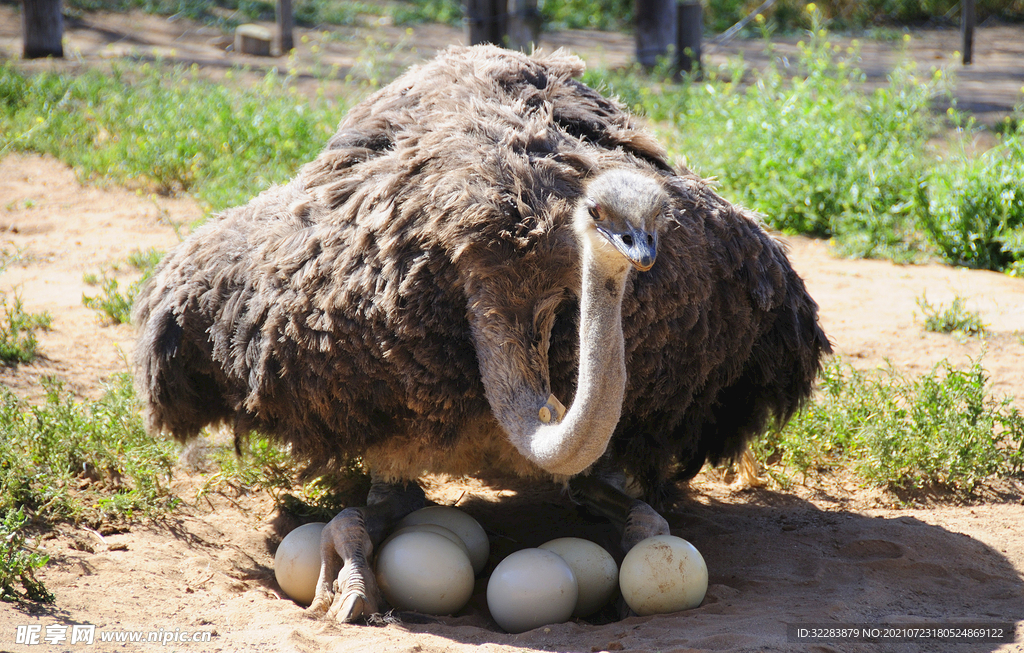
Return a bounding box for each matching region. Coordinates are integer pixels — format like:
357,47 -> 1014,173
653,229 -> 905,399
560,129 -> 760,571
309,479 -> 425,622
568,473 -> 669,552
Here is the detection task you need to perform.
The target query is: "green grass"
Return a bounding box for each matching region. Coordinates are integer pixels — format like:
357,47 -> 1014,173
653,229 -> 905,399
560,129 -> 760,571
918,120 -> 1024,274
0,375 -> 180,523
1,61 -> 348,213
917,294 -> 986,337
755,357 -> 1024,495
0,375 -> 180,601
195,432 -> 369,521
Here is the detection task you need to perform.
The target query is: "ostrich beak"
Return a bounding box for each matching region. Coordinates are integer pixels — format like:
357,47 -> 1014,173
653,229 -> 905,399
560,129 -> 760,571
598,224 -> 658,271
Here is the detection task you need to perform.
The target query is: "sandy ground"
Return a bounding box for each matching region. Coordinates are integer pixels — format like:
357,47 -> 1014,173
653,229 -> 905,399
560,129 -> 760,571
2,11 -> 1024,653
1,150 -> 1023,653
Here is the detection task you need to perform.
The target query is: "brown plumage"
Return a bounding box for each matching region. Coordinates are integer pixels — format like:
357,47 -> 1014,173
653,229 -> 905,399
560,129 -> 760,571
133,44 -> 830,508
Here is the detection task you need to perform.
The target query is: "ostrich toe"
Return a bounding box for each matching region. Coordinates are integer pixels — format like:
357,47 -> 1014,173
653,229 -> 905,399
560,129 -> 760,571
621,499 -> 670,551
310,508 -> 380,622
308,481 -> 425,623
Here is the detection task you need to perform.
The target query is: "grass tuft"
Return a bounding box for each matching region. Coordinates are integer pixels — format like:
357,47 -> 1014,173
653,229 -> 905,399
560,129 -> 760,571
82,248 -> 164,325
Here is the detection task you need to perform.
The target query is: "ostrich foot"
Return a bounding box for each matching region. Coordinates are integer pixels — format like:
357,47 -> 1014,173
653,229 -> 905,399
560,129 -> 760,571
621,499 -> 670,551
731,446 -> 767,490
567,474 -> 669,553
308,481 -> 425,623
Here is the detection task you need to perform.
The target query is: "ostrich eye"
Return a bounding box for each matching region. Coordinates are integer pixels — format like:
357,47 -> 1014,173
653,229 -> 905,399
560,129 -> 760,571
588,203 -> 602,222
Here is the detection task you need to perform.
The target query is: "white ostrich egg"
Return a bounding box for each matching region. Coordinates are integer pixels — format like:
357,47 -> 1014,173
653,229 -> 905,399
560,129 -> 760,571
396,506 -> 490,574
383,523 -> 472,559
375,530 -> 475,615
486,548 -> 578,633
619,535 -> 707,615
539,537 -> 619,617
274,522 -> 326,605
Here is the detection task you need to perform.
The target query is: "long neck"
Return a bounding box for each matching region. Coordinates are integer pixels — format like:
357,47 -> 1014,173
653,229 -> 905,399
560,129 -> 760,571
524,236 -> 629,476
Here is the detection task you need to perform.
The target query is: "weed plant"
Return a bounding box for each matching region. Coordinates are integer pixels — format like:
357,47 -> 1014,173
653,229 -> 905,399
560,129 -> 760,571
0,292 -> 52,363
0,508 -> 52,603
916,294 -> 986,337
756,358 -> 1024,495
194,431 -> 370,519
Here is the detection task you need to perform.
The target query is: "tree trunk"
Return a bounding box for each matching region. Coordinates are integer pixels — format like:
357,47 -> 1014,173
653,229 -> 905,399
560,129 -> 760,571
961,0 -> 975,65
676,1 -> 702,76
634,0 -> 675,68
22,0 -> 64,59
464,0 -> 507,46
277,0 -> 294,55
506,0 -> 541,51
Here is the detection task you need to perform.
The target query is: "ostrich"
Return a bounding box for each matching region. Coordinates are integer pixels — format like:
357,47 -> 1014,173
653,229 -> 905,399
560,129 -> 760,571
133,44 -> 831,623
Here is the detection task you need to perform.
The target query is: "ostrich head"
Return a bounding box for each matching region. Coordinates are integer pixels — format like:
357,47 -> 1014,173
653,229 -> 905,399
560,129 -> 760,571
574,169 -> 667,273
508,169 -> 669,478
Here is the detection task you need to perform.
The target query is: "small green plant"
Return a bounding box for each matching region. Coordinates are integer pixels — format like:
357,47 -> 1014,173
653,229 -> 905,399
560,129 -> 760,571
126,247 -> 163,272
916,294 -> 986,337
755,357 -> 1024,495
0,292 -> 52,364
916,118 -> 1024,273
0,508 -> 53,603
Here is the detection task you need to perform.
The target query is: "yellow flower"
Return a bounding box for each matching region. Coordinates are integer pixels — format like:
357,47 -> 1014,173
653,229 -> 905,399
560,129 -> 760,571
903,33 -> 911,42
755,13 -> 765,23
805,3 -> 816,13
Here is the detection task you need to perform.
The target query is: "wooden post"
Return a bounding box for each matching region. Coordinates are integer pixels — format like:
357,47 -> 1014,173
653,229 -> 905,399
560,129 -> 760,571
676,1 -> 702,76
635,0 -> 676,68
464,0 -> 507,46
22,0 -> 64,59
961,0 -> 975,65
506,0 -> 541,51
277,0 -> 294,55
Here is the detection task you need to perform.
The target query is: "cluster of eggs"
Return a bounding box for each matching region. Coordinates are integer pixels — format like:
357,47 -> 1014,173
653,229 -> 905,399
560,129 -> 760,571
273,506 -> 708,633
